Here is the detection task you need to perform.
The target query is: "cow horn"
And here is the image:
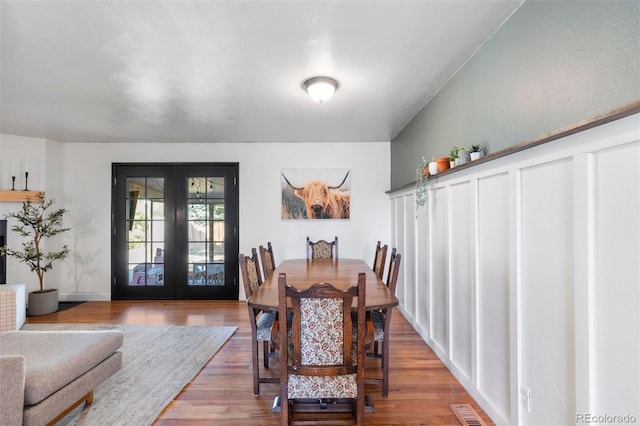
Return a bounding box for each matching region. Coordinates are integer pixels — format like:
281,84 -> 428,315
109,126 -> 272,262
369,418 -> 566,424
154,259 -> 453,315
282,173 -> 304,190
328,171 -> 350,189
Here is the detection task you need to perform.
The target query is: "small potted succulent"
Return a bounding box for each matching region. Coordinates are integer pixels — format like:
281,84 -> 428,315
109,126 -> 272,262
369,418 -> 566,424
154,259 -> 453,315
470,144 -> 486,160
0,192 -> 70,315
449,146 -> 459,167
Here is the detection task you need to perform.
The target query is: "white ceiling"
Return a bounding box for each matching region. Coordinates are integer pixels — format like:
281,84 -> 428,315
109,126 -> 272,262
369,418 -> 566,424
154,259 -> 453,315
0,1 -> 522,143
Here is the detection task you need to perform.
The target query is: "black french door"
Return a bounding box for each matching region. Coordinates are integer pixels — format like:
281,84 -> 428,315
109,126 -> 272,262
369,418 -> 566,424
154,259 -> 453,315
112,163 -> 239,300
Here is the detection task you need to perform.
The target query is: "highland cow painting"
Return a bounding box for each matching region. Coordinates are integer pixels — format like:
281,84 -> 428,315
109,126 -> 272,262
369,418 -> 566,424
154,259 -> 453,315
281,168 -> 351,220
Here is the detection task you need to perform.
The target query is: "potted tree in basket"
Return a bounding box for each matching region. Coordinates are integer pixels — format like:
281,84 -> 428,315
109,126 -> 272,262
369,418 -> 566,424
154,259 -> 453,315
0,192 -> 70,316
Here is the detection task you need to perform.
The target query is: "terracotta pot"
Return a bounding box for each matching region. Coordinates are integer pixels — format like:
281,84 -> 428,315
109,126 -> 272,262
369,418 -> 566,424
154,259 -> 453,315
436,157 -> 450,172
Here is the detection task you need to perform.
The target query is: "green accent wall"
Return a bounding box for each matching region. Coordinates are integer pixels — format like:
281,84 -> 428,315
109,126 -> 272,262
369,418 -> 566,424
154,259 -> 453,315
390,0 -> 640,189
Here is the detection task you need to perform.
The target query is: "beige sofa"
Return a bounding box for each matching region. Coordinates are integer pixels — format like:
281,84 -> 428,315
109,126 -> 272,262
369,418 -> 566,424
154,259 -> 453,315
0,329 -> 123,425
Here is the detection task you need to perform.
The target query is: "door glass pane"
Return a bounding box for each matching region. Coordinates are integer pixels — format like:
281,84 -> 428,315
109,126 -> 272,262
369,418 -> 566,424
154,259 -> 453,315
187,177 -> 225,286
151,220 -> 165,241
126,177 -> 165,287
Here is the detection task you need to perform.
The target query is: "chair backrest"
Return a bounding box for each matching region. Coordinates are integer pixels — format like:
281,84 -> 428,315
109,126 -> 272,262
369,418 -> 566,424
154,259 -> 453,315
238,248 -> 263,298
306,236 -> 338,259
259,242 -> 276,279
372,241 -> 388,281
386,249 -> 401,296
278,272 -> 366,424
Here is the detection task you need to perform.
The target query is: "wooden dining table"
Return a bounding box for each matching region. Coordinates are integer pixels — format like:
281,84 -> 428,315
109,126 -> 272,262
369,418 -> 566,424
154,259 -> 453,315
247,258 -> 399,312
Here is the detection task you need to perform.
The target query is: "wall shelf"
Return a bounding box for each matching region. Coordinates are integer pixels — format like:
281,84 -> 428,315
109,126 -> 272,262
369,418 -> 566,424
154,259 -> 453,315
0,190 -> 42,202
387,100 -> 640,194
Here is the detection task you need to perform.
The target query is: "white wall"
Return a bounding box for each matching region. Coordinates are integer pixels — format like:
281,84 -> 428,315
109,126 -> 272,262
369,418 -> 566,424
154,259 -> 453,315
1,137 -> 390,300
389,114 -> 640,425
0,134 -> 51,193
0,134 -> 65,290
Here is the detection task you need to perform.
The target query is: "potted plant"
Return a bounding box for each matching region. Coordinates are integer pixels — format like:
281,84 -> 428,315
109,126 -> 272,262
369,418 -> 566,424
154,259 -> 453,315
417,156 -> 429,178
470,144 -> 486,160
457,147 -> 471,164
0,192 -> 70,315
415,157 -> 429,216
449,146 -> 459,167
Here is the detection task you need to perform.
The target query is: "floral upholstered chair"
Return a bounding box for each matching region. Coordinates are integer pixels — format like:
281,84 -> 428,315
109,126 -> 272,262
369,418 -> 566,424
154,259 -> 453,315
368,249 -> 401,397
372,241 -> 388,281
259,242 -> 276,279
275,272 -> 369,425
306,236 -> 338,260
239,249 -> 278,396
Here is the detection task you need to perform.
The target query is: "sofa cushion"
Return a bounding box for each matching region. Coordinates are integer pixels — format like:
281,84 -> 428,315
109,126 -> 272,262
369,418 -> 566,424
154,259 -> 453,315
0,355 -> 26,425
0,330 -> 124,405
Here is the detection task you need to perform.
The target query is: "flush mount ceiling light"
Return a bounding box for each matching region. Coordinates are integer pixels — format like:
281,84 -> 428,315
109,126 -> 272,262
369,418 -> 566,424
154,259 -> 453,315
302,76 -> 339,103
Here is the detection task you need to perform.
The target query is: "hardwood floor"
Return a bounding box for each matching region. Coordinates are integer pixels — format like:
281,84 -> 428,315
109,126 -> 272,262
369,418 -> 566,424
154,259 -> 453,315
27,301 -> 494,425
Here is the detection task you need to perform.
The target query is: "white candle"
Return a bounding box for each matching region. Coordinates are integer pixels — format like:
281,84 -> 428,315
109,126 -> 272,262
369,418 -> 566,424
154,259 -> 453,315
25,157 -> 29,173
11,160 -> 16,176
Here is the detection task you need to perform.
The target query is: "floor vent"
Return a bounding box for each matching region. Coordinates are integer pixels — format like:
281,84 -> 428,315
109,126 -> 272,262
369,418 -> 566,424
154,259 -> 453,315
450,403 -> 487,426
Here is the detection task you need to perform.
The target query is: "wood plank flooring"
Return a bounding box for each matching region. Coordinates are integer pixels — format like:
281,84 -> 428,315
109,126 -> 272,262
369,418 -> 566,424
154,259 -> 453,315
27,301 -> 494,425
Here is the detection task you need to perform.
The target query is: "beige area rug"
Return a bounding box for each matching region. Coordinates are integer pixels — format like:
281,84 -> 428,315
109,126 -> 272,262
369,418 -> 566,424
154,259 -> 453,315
21,323 -> 237,426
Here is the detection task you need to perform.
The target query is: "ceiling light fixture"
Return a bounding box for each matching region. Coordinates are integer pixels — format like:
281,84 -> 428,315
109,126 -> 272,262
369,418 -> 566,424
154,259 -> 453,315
302,76 -> 339,103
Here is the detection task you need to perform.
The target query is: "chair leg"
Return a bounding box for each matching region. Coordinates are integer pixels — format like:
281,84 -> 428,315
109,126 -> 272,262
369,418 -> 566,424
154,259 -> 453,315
280,396 -> 289,426
263,340 -> 270,368
251,336 -> 260,396
382,338 -> 389,397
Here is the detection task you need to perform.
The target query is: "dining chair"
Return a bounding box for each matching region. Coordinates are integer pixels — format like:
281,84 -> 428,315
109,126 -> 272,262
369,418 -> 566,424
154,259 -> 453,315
259,242 -> 276,279
239,249 -> 278,396
274,272 -> 370,425
372,241 -> 388,281
369,248 -> 397,362
367,249 -> 401,397
306,236 -> 338,259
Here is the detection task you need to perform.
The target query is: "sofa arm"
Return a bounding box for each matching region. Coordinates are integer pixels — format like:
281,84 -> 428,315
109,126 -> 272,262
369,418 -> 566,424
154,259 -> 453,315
0,355 -> 25,426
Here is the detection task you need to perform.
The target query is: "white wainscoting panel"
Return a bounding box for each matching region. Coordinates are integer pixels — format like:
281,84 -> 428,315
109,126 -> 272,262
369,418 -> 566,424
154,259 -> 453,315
415,196 -> 430,336
520,159 -> 575,425
477,172 -> 511,422
429,186 -> 449,356
388,113 -> 640,425
403,193 -> 417,321
593,141 -> 639,416
395,195 -> 407,320
449,181 -> 474,382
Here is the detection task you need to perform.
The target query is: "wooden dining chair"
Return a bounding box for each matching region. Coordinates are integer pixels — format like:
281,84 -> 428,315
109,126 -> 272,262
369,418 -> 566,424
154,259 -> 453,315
367,249 -> 401,397
306,236 -> 338,259
372,241 -> 388,281
274,272 -> 370,425
259,242 -> 276,279
239,249 -> 278,396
